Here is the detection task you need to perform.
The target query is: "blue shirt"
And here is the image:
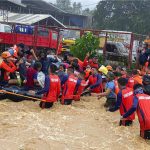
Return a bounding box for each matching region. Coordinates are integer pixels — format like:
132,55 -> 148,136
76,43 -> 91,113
106,81 -> 116,98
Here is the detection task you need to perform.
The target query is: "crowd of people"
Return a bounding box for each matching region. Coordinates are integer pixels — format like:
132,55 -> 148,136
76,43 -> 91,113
0,43 -> 150,139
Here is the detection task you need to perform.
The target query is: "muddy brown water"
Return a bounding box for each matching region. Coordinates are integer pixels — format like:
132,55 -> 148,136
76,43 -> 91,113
0,97 -> 150,150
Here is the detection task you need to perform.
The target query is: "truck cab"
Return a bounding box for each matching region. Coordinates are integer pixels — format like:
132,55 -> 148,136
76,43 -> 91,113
0,23 -> 12,33
105,41 -> 128,62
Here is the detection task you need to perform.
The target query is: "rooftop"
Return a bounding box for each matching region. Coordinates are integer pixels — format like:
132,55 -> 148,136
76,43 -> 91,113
0,12 -> 66,27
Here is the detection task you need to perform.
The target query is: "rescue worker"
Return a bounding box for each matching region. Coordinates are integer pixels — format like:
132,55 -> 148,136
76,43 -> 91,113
83,53 -> 100,69
84,65 -> 92,81
74,72 -> 87,101
106,65 -> 113,72
0,51 -> 19,85
132,69 -> 142,85
143,64 -> 150,95
113,71 -> 120,95
29,64 -> 61,109
67,53 -> 83,71
87,68 -> 102,93
122,84 -> 150,139
108,78 -> 135,126
134,84 -> 150,139
98,65 -> 108,92
127,71 -> 135,89
12,43 -> 25,58
89,56 -> 99,69
61,67 -> 80,105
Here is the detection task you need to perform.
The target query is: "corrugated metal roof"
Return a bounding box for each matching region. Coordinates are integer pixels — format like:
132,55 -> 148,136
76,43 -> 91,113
0,13 -> 66,27
7,0 -> 26,7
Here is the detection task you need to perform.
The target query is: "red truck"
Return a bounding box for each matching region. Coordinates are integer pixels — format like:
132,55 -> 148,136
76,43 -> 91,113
0,23 -> 62,54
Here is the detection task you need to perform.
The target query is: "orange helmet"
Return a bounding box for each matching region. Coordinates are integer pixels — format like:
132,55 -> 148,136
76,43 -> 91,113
1,51 -> 11,59
106,65 -> 113,71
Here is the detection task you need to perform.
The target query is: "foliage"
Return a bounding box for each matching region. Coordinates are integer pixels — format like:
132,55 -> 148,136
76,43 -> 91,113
56,0 -> 72,12
70,32 -> 100,61
93,0 -> 150,34
55,0 -> 93,16
98,54 -> 103,65
72,2 -> 82,14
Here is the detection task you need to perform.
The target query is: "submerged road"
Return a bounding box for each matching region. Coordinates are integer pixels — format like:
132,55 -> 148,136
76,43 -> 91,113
0,97 -> 149,150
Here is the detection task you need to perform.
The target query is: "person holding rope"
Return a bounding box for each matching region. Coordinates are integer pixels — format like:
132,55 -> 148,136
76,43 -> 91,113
61,67 -> 80,105
92,72 -> 116,108
108,78 -> 135,126
29,64 -> 61,109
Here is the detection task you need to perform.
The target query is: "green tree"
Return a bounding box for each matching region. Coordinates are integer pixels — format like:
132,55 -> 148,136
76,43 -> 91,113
71,32 -> 100,61
56,0 -> 72,12
72,2 -> 82,14
72,2 -> 77,13
77,2 -> 82,14
82,8 -> 90,16
93,0 -> 150,34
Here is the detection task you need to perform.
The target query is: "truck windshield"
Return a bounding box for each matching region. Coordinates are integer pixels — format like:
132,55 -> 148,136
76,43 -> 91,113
4,26 -> 11,33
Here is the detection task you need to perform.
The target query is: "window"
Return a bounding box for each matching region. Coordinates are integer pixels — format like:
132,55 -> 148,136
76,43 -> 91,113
4,26 -> 11,33
106,44 -> 114,52
38,29 -> 49,37
52,33 -> 58,40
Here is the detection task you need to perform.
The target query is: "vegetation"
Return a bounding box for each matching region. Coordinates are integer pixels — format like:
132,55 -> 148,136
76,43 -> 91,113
55,0 -> 93,16
70,32 -> 100,61
93,0 -> 150,34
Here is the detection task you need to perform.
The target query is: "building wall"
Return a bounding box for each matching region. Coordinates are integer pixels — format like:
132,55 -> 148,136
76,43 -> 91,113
0,0 -> 88,28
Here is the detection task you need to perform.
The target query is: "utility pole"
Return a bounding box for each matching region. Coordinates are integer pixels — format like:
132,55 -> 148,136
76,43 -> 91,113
0,8 -> 8,22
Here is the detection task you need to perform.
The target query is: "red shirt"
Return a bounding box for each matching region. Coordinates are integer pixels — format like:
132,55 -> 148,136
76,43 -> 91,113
26,67 -> 37,88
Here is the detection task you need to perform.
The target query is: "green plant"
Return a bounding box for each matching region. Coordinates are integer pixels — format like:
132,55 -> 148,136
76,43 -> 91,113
70,32 -> 100,61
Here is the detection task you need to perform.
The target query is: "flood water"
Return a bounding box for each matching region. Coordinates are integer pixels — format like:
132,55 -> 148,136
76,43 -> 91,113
0,97 -> 150,150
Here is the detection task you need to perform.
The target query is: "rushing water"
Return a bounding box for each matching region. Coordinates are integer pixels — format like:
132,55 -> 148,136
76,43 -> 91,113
0,97 -> 150,150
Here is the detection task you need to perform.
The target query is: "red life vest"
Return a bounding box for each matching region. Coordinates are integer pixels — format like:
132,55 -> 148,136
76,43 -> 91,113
42,74 -> 61,103
136,94 -> 150,131
89,61 -> 99,69
120,88 -> 135,121
127,77 -> 135,89
83,57 -> 99,69
0,60 -> 17,81
74,80 -> 87,101
61,74 -> 78,104
114,79 -> 119,95
77,58 -> 83,70
88,75 -> 102,93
